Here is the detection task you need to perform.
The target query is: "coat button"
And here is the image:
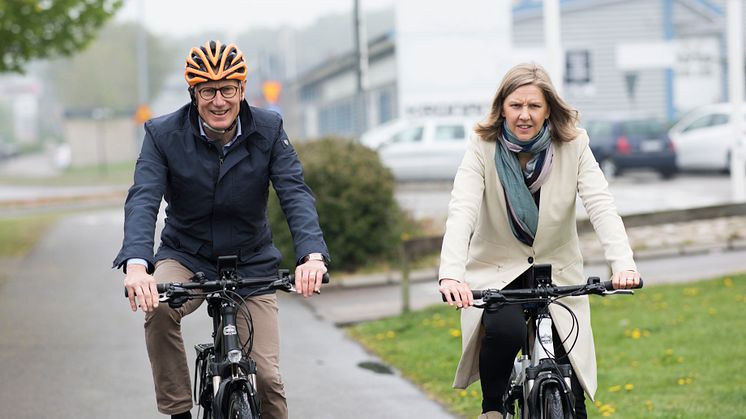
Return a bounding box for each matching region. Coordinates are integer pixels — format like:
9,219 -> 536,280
528,257 -> 534,264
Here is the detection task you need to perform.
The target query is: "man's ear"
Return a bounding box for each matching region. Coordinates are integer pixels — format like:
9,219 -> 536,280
240,80 -> 247,100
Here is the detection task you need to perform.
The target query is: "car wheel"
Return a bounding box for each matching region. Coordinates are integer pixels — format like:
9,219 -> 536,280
600,158 -> 617,180
659,167 -> 677,179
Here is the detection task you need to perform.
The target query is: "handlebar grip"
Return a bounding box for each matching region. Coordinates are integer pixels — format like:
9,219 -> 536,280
124,282 -> 174,298
602,278 -> 644,291
441,289 -> 484,302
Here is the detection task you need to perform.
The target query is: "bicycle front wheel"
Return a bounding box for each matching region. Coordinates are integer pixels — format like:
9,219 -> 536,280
227,390 -> 254,419
542,383 -> 567,419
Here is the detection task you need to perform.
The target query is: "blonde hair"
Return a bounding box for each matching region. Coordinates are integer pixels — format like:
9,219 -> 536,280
475,63 -> 579,143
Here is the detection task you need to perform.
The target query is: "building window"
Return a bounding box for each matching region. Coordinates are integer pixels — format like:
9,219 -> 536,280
378,90 -> 393,124
319,99 -> 355,137
565,50 -> 591,85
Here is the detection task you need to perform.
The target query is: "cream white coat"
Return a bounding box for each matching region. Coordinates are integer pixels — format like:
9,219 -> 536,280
439,129 -> 636,398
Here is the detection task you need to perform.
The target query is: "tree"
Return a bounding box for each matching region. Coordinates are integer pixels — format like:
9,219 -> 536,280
47,21 -> 177,112
0,0 -> 122,73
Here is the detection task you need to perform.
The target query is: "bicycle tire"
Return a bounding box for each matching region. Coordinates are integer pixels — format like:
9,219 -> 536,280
227,389 -> 254,419
542,383 -> 566,419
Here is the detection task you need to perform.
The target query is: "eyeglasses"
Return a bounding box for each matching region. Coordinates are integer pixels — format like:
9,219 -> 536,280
197,85 -> 239,101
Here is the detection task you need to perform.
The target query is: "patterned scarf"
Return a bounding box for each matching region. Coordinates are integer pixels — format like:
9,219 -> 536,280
494,120 -> 554,245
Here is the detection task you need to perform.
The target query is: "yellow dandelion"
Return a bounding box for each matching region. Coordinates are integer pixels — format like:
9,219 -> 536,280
375,333 -> 385,340
624,383 -> 634,391
386,330 -> 395,338
449,328 -> 461,337
594,400 -> 603,408
459,390 -> 467,397
645,400 -> 654,411
642,329 -> 651,337
629,328 -> 641,339
724,277 -> 734,287
608,385 -> 622,392
471,390 -> 479,397
664,348 -> 674,356
683,288 -> 699,296
677,378 -> 687,385
677,356 -> 685,363
708,308 -> 717,315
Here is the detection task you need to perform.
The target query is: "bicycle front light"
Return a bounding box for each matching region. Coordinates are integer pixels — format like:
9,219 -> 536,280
228,349 -> 242,363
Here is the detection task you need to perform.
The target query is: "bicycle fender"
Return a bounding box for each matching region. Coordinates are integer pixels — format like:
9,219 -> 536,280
213,377 -> 255,419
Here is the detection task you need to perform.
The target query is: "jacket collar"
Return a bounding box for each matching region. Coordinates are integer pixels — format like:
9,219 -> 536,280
188,99 -> 257,143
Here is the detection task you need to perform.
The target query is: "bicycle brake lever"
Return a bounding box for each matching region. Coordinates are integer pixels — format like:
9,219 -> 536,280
603,289 -> 635,296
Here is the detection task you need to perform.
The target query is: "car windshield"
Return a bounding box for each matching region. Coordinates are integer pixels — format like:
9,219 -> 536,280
585,121 -> 613,138
433,124 -> 466,141
622,120 -> 665,136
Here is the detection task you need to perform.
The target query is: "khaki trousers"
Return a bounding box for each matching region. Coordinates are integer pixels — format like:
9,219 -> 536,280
144,259 -> 287,418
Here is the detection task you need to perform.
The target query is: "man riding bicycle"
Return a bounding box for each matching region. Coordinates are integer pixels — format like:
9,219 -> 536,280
113,40 -> 330,419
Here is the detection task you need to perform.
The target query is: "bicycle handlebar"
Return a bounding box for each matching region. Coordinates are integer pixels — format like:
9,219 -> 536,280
442,277 -> 643,303
125,271 -> 330,298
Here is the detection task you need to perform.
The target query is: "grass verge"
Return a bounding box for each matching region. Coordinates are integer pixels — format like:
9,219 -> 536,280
0,214 -> 61,257
346,274 -> 746,418
0,161 -> 134,186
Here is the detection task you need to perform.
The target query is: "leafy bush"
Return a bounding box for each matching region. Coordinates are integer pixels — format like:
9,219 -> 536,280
269,137 -> 407,271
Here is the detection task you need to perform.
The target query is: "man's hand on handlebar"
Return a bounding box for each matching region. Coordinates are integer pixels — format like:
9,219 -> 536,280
124,264 -> 159,313
610,270 -> 642,290
439,278 -> 474,308
295,259 -> 327,297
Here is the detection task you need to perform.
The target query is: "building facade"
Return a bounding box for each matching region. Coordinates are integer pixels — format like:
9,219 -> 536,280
284,0 -> 730,141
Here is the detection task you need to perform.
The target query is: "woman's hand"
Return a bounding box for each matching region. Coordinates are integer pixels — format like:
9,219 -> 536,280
439,278 -> 474,308
611,270 -> 641,289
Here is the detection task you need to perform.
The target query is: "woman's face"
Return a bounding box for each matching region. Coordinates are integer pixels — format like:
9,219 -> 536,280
501,84 -> 550,141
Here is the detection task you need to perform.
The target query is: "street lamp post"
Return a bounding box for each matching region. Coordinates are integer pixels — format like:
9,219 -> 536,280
727,0 -> 746,202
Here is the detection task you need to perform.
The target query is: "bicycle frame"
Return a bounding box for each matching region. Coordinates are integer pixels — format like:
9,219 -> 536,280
505,301 -> 575,419
195,293 -> 260,419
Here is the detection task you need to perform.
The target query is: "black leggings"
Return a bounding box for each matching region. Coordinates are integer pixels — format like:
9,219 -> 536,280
479,284 -> 587,417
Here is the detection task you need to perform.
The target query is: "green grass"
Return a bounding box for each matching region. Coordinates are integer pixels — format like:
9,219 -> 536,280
346,275 -> 746,418
0,214 -> 61,257
0,161 -> 135,186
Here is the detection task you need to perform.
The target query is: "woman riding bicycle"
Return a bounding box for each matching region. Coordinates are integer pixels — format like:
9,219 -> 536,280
438,63 -> 641,419
114,40 -> 330,419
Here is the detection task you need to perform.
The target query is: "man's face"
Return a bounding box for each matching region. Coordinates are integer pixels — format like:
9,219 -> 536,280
194,79 -> 245,131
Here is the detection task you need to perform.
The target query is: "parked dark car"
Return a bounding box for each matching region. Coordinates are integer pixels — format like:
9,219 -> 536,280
584,118 -> 677,179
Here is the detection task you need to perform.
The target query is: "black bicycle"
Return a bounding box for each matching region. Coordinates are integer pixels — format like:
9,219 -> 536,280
453,264 -> 642,419
130,255 -> 329,419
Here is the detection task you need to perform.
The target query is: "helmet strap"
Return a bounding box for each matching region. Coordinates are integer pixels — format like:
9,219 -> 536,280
201,118 -> 237,135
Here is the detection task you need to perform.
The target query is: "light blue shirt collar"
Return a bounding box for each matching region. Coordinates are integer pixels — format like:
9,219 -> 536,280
198,116 -> 242,152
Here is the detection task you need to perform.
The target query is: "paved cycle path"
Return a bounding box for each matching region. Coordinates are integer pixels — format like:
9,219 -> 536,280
0,209 -> 455,419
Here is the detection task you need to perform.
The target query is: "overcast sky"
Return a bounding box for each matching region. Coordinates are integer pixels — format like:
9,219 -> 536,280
116,0 -> 395,37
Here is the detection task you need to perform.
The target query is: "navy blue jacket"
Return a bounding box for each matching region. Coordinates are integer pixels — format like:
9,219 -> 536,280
113,101 -> 329,283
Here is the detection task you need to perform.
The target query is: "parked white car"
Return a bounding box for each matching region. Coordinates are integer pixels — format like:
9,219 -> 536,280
668,102 -> 746,172
360,116 -> 479,181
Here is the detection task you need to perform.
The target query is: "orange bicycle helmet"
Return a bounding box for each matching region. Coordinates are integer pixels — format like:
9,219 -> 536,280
184,40 -> 248,86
